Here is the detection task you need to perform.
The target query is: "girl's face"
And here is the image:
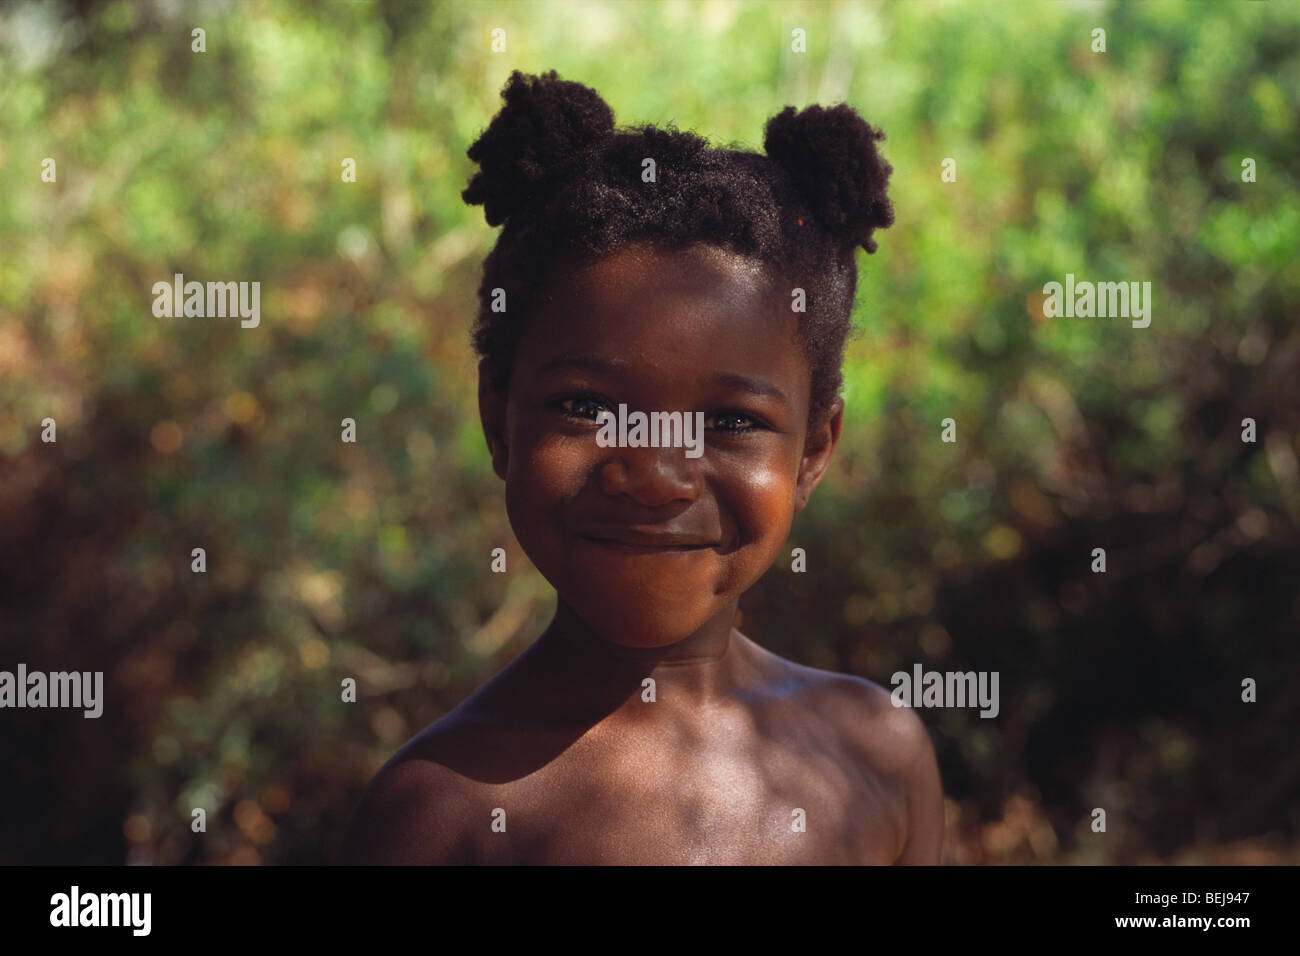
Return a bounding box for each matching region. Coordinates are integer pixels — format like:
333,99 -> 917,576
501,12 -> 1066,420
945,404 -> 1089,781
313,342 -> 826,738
480,242 -> 842,648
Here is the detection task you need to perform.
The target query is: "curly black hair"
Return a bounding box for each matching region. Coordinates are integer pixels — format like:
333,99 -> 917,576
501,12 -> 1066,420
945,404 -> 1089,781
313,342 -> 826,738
462,69 -> 894,428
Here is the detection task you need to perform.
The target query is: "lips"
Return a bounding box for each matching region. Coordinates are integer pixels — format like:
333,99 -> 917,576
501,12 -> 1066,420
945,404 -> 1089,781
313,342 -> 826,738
575,525 -> 717,553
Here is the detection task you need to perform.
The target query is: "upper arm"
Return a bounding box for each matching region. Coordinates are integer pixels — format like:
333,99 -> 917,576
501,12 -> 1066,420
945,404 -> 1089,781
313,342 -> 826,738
893,706 -> 944,865
819,674 -> 945,864
337,759 -> 476,865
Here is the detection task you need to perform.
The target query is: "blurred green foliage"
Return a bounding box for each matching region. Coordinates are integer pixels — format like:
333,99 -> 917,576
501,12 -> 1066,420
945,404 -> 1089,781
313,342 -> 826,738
1,0 -> 1297,864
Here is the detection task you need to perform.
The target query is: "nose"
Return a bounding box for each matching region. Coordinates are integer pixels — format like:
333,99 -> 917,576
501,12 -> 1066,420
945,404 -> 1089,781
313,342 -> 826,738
597,443 -> 703,508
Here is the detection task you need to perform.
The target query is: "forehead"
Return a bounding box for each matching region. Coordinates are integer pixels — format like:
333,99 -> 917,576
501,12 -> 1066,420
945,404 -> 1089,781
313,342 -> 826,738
526,242 -> 803,369
556,242 -> 774,308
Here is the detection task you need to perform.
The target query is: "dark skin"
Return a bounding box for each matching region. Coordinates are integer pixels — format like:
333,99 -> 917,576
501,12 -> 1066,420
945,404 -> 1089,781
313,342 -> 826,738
340,241 -> 944,864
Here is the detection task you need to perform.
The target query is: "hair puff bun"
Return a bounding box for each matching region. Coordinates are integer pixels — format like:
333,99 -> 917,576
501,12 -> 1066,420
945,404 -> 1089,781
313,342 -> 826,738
462,70 -> 616,226
763,103 -> 895,254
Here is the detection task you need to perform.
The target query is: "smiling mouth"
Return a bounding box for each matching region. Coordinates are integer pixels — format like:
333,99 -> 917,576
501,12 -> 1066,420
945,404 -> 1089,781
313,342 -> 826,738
576,533 -> 716,554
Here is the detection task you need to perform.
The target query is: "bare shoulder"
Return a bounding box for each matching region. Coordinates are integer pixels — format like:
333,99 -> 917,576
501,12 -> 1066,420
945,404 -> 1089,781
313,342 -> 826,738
737,632 -> 924,763
737,632 -> 945,863
337,722 -> 492,865
825,672 -> 936,779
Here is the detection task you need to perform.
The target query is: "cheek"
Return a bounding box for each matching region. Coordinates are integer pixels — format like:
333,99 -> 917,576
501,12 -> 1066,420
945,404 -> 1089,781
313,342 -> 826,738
719,456 -> 800,579
503,428 -> 611,599
505,433 -> 587,530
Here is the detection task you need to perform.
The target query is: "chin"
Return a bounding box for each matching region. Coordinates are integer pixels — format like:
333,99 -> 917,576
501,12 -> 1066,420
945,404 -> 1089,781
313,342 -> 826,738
568,594 -> 722,649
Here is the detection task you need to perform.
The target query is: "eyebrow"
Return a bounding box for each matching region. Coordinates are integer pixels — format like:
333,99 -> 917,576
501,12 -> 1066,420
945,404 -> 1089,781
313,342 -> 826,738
536,354 -> 627,376
536,354 -> 790,405
712,372 -> 790,405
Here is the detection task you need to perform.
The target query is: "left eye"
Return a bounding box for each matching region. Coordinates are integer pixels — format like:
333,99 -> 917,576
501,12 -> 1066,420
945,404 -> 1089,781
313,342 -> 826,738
558,397 -> 611,421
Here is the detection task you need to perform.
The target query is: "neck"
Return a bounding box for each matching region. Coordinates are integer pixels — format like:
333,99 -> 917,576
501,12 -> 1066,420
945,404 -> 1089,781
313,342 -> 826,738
530,600 -> 739,704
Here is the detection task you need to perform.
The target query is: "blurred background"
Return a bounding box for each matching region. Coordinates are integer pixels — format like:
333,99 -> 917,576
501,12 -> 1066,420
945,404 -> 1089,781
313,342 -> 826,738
1,0 -> 1297,865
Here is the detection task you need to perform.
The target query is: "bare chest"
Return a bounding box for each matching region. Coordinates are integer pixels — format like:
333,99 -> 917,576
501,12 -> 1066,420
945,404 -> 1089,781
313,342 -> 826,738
461,711 -> 905,865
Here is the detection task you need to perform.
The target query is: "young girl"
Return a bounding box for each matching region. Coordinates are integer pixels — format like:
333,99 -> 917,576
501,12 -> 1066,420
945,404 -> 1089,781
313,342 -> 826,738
341,69 -> 943,864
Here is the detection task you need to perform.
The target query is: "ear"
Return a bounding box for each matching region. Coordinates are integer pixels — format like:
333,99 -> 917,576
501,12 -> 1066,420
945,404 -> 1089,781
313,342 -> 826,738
793,396 -> 843,512
478,359 -> 509,481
